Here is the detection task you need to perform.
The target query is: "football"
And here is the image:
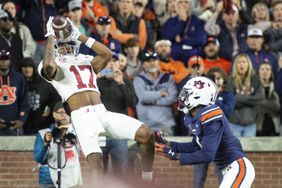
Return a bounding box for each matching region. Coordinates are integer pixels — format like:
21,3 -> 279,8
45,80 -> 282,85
52,15 -> 72,41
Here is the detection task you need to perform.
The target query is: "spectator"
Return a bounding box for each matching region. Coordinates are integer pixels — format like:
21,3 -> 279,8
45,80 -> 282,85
249,1 -> 271,31
197,0 -> 216,21
187,55 -> 206,77
203,36 -> 231,75
155,39 -> 190,92
175,55 -> 206,136
110,0 -> 147,50
227,54 -> 264,137
161,0 -> 208,64
81,0 -> 108,28
0,49 -> 28,136
67,0 -> 88,49
205,2 -> 248,61
264,1 -> 282,54
2,1 -> 36,58
193,67 -> 235,188
0,9 -> 23,71
20,58 -> 61,135
123,38 -> 143,80
34,101 -> 82,188
97,53 -> 138,177
275,55 -> 282,135
256,62 -> 280,136
244,27 -> 278,74
153,0 -> 178,27
133,1 -> 155,50
133,52 -> 177,135
20,0 -> 58,65
80,16 -> 122,55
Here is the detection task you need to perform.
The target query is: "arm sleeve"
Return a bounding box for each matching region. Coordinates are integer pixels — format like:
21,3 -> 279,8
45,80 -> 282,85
161,17 -> 184,40
21,24 -> 36,58
119,80 -> 138,108
138,19 -> 147,50
18,78 -> 29,122
156,77 -> 178,106
170,137 -> 201,153
204,12 -> 221,36
34,133 -> 48,164
133,76 -> 162,104
109,18 -> 135,44
215,92 -> 235,118
178,121 -> 224,165
275,69 -> 282,94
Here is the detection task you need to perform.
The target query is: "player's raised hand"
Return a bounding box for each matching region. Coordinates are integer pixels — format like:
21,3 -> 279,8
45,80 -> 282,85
154,130 -> 168,145
66,17 -> 81,41
155,143 -> 179,160
45,16 -> 55,37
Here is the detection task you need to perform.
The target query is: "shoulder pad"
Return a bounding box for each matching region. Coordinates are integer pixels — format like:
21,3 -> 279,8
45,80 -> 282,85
200,105 -> 223,125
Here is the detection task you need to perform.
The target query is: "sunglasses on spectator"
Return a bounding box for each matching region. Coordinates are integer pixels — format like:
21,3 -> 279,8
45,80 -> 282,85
0,50 -> 10,60
0,17 -> 13,22
97,17 -> 111,25
71,7 -> 81,12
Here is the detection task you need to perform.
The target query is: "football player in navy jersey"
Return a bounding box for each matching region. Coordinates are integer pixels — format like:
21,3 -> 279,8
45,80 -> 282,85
155,76 -> 255,188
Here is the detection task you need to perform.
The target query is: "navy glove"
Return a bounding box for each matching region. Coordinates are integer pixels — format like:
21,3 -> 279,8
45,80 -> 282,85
155,143 -> 179,160
154,130 -> 168,145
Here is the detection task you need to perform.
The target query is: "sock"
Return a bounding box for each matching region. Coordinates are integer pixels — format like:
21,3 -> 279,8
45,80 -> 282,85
142,171 -> 153,181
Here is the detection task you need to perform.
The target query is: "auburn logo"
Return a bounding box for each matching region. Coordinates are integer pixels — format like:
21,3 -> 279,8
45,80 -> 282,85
193,80 -> 205,89
0,85 -> 17,105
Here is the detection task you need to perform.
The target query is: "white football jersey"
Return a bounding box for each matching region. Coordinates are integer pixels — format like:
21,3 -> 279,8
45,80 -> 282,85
38,54 -> 100,102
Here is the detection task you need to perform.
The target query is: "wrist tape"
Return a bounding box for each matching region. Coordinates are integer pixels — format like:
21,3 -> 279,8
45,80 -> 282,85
85,37 -> 96,48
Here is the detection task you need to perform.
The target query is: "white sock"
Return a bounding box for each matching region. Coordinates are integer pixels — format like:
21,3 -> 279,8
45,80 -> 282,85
142,171 -> 153,181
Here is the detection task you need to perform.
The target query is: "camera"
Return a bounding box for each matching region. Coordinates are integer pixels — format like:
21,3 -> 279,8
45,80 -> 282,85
51,128 -> 64,144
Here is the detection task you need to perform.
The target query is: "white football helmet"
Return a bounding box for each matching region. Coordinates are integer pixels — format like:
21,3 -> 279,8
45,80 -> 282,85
178,76 -> 218,114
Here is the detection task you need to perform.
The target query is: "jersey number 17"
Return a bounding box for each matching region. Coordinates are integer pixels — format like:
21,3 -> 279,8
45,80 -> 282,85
70,65 -> 96,89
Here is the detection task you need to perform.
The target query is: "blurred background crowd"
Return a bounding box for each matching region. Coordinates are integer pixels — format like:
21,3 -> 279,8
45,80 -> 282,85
0,0 -> 282,144
1,0 -> 282,186
1,0 -> 282,138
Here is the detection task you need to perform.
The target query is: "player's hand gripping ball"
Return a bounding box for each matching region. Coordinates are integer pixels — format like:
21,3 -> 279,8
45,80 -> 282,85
52,15 -> 72,42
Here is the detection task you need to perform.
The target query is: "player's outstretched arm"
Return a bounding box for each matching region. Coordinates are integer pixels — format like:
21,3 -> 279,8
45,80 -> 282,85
66,17 -> 112,73
42,17 -> 57,80
79,35 -> 112,73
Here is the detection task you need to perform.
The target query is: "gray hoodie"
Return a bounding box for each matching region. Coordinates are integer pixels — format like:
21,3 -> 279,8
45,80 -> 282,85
133,71 -> 177,134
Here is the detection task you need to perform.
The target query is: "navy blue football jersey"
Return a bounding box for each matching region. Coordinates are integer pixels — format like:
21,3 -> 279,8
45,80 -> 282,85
170,105 -> 246,169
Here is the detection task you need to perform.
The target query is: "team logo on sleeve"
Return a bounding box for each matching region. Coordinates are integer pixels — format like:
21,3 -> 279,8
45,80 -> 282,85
0,85 -> 17,105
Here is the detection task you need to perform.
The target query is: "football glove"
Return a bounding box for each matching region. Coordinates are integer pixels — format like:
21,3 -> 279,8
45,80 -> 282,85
154,130 -> 168,145
155,143 -> 179,160
45,16 -> 55,38
66,17 -> 81,41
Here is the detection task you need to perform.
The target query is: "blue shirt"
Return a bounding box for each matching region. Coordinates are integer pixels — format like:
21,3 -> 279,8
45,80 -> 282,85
170,105 -> 246,169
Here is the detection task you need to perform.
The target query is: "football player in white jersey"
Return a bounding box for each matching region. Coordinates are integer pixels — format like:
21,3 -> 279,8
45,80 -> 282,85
38,16 -> 155,182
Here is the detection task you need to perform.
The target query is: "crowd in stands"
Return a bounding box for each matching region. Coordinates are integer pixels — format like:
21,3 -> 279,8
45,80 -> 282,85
1,0 -> 282,186
0,0 -> 281,137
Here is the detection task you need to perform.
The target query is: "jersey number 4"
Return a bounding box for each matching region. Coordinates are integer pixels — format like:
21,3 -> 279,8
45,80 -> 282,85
70,65 -> 96,89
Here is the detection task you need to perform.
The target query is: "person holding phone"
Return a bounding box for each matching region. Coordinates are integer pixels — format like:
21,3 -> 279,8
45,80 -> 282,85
97,52 -> 138,177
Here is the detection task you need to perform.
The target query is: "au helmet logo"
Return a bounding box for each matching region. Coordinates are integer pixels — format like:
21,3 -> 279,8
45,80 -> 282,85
193,80 -> 205,89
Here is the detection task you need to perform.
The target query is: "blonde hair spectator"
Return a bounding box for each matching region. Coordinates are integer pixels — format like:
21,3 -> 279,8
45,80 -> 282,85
231,54 -> 255,92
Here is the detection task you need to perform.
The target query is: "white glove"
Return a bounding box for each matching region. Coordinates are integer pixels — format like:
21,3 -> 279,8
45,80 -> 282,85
45,16 -> 55,38
66,17 -> 81,41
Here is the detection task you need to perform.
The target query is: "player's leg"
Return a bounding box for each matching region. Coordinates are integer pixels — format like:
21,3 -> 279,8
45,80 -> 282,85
70,106 -> 106,181
134,124 -> 155,180
193,163 -> 209,188
220,157 -> 255,188
96,107 -> 155,181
